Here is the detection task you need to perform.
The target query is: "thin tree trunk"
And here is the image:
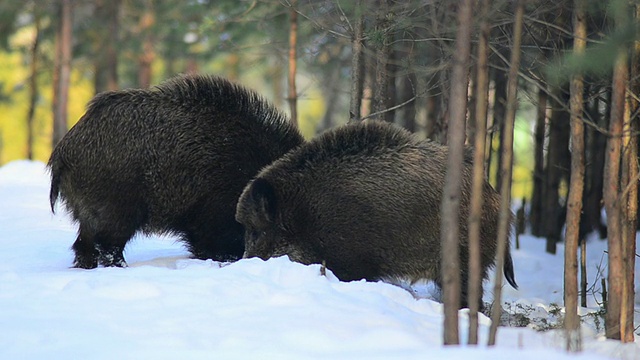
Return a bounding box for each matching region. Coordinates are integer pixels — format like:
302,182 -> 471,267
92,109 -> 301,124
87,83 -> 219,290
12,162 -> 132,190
467,0 -> 490,345
52,0 -> 72,147
584,92 -> 607,239
580,240 -> 587,308
385,39 -> 398,124
545,100 -> 561,254
516,198 -> 526,248
427,2 -> 449,144
422,13 -> 442,140
490,69 -> 507,190
620,87 -> 637,344
94,0 -> 119,93
435,65 -> 450,144
137,0 -> 155,88
582,86 -> 597,239
288,0 -> 298,127
360,56 -> 374,118
488,0 -> 524,346
400,72 -> 417,132
467,61 -> 477,145
564,0 -> 586,351
26,10 -> 41,160
425,85 -> 441,140
349,0 -> 365,123
496,113 -> 506,191
603,9 -> 627,340
271,55 -> 284,109
396,29 -> 416,131
621,4 -> 640,343
372,0 -> 391,122
318,62 -> 342,132
545,89 -> 570,254
530,87 -> 547,237
441,0 -> 473,346
622,142 -> 637,344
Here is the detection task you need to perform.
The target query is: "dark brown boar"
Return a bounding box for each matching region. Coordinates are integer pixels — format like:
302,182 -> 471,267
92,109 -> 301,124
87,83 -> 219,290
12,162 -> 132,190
236,120 -> 517,308
48,74 -> 304,269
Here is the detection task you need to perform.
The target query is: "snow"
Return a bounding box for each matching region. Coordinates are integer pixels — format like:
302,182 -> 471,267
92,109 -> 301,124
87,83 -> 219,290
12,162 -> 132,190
0,160 -> 638,359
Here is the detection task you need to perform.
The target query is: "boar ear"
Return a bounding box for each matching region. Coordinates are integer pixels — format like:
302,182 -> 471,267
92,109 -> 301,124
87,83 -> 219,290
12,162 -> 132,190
248,178 -> 277,225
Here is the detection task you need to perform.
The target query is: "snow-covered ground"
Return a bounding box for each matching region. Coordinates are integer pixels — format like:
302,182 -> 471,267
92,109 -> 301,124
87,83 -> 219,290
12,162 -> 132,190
0,160 -> 638,359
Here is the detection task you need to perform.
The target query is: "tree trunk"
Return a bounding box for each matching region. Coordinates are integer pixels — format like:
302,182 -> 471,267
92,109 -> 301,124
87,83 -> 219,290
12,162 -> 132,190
620,88 -> 637,344
620,4 -> 640,344
425,84 -> 442,141
563,0 -> 586,350
400,71 -> 417,132
488,70 -> 506,189
26,10 -> 40,160
271,55 -> 284,109
441,0 -> 473,346
467,61 -> 477,145
137,0 -> 155,88
52,0 -> 72,147
287,0 -> 298,127
385,32 -> 399,124
467,0 -> 490,345
349,0 -> 365,123
488,0 -> 524,346
94,0 -> 119,93
427,2 -> 447,143
545,89 -> 570,254
372,0 -> 391,122
530,86 -> 547,237
581,240 -> 587,307
435,77 -> 449,144
583,90 -> 607,239
318,61 -> 342,132
603,10 -> 627,340
360,55 -> 374,119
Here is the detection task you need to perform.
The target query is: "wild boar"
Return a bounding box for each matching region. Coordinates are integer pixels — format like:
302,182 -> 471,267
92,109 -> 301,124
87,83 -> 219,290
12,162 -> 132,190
49,74 -> 304,268
236,120 -> 517,307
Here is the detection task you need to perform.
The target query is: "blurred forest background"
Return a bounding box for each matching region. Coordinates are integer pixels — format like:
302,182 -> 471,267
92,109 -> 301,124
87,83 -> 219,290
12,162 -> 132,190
0,0 -> 638,246
0,0 -> 540,191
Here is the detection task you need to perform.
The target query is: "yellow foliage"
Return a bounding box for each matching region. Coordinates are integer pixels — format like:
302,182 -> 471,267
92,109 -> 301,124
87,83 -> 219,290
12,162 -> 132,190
0,42 -> 329,166
297,88 -> 324,140
0,49 -> 93,165
0,51 -> 30,164
486,113 -> 534,201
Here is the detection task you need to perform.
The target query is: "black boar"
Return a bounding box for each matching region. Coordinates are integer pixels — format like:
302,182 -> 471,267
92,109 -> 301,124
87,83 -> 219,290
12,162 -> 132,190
48,74 -> 304,269
236,120 -> 517,308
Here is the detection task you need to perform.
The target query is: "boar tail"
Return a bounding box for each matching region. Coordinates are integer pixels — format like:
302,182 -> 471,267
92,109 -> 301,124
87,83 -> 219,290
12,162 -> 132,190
47,153 -> 63,214
503,247 -> 518,289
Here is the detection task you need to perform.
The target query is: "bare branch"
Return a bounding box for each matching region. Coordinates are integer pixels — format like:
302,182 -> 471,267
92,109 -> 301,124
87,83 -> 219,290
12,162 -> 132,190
360,96 -> 416,121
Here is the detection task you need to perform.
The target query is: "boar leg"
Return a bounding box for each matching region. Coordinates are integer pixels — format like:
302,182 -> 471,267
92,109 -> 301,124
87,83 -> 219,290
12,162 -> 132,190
72,224 -> 131,269
71,232 -> 98,269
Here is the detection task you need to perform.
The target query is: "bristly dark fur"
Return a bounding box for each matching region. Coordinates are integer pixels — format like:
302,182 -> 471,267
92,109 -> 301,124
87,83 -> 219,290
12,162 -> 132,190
48,73 -> 304,269
236,120 -> 517,309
